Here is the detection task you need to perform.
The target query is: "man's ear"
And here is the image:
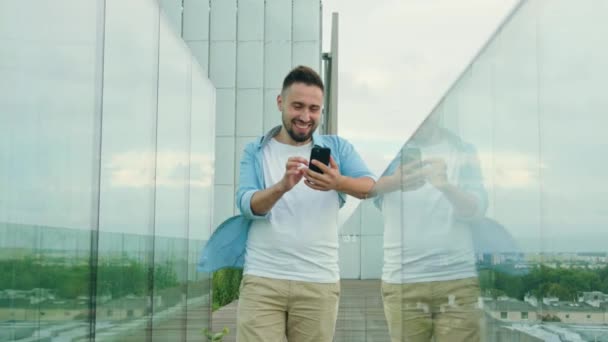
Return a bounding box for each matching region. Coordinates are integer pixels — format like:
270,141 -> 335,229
276,94 -> 283,111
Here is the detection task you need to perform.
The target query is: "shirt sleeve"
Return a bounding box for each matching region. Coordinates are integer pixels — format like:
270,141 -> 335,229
372,154 -> 401,209
337,138 -> 376,180
235,143 -> 269,220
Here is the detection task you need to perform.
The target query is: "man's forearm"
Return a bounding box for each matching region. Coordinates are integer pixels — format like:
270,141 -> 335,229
368,174 -> 400,197
250,182 -> 287,216
336,176 -> 376,199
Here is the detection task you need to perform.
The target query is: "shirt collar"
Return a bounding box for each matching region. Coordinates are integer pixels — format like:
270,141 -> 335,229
258,125 -> 324,149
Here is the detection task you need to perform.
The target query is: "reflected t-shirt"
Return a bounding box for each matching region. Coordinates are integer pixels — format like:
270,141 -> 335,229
245,138 -> 340,282
381,140 -> 477,284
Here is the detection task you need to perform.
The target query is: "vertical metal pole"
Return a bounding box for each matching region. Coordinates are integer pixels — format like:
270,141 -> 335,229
322,53 -> 331,134
88,0 -> 107,339
327,12 -> 339,135
322,12 -> 339,135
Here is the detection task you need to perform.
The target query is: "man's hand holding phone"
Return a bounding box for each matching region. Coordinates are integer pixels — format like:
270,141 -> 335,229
304,156 -> 342,191
396,161 -> 426,192
278,156 -> 308,192
397,147 -> 425,192
423,158 -> 449,190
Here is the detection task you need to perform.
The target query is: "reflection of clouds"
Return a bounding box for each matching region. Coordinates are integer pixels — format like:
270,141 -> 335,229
495,168 -> 533,188
327,0 -> 608,253
319,1 -> 521,157
478,152 -> 544,189
108,150 -> 213,188
108,151 -> 155,187
322,0 -> 518,166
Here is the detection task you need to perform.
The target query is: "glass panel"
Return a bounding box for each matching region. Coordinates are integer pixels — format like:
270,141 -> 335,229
536,1 -> 608,337
148,12 -> 192,340
1,0 -> 215,340
0,0 -> 99,340
185,60 -> 215,341
357,0 -> 608,340
96,0 -> 160,339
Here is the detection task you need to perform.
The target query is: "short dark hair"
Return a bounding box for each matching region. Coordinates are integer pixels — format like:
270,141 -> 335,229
281,65 -> 324,94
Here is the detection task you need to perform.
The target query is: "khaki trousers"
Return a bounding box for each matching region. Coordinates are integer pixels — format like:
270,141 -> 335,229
236,275 -> 340,342
382,277 -> 482,342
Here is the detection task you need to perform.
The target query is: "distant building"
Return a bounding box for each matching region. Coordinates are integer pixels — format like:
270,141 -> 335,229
579,291 -> 608,307
485,298 -> 539,322
485,297 -> 608,325
543,297 -> 560,306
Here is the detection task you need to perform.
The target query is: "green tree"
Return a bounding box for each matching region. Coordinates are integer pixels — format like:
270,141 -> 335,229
545,283 -> 571,301
212,268 -> 242,310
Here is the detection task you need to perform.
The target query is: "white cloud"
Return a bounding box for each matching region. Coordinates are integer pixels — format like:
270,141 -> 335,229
108,150 -> 213,188
478,151 -> 544,189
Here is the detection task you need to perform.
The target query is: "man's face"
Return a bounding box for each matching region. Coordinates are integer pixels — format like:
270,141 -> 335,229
277,82 -> 323,143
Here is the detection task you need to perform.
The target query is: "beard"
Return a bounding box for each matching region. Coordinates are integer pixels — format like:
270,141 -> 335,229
283,116 -> 317,143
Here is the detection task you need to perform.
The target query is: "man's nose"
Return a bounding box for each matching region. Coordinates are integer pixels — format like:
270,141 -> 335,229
299,110 -> 311,121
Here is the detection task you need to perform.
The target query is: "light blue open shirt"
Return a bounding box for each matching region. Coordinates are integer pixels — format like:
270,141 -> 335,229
198,125 -> 375,273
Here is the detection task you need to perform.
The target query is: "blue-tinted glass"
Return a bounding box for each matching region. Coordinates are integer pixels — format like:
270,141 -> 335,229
186,59 -> 215,339
96,0 -> 160,338
0,0 -> 99,339
352,0 -> 608,340
0,0 -> 214,340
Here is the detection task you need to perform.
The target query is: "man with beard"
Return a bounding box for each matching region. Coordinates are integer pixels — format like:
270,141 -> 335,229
371,112 -> 488,342
235,66 -> 375,342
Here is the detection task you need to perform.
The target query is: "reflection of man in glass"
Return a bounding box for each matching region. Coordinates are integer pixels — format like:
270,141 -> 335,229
372,112 -> 488,342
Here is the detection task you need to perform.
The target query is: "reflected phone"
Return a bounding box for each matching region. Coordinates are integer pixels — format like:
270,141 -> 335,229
401,147 -> 421,168
309,146 -> 331,174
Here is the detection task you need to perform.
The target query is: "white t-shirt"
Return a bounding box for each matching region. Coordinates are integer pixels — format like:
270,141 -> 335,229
381,140 -> 477,284
245,138 -> 340,282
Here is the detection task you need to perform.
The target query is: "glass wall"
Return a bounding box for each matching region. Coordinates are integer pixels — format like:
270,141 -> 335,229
346,0 -> 608,341
0,0 -> 215,341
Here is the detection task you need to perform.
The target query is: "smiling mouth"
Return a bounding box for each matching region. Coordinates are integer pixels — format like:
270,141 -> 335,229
293,120 -> 312,129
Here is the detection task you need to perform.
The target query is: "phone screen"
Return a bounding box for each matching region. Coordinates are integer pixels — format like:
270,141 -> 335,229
309,146 -> 331,173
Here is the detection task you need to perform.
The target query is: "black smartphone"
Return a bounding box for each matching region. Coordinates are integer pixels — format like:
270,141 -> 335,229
309,146 -> 331,174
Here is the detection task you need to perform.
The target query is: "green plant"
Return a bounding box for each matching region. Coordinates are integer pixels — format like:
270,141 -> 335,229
203,327 -> 229,341
212,268 -> 242,310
